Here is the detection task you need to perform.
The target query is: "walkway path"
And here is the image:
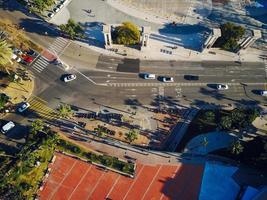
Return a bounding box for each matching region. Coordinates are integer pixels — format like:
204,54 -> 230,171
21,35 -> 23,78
164,107 -> 199,152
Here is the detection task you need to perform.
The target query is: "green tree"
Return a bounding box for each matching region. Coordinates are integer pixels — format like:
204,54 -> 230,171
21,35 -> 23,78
230,140 -> 244,155
125,129 -> 138,143
30,119 -> 44,135
114,22 -> 140,45
220,116 -> 232,130
59,19 -> 84,39
33,0 -> 46,12
215,22 -> 245,51
0,93 -> 9,110
202,111 -> 215,123
0,39 -> 12,69
58,104 -> 73,119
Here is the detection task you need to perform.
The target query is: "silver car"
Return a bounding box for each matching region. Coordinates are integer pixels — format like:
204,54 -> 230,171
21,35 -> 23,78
64,74 -> 76,82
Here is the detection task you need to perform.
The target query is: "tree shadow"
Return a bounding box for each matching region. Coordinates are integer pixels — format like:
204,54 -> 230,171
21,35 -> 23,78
18,17 -> 60,38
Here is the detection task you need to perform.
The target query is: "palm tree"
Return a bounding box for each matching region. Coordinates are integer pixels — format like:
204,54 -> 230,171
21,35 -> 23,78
58,104 -> 73,119
0,39 -> 12,71
231,140 -> 244,155
220,116 -> 232,130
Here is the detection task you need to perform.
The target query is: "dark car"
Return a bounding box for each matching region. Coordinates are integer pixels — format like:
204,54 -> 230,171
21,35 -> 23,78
184,75 -> 199,81
26,49 -> 38,57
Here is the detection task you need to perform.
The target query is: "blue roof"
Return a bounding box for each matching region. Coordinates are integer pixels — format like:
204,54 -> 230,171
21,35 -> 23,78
241,186 -> 259,200
199,162 -> 240,200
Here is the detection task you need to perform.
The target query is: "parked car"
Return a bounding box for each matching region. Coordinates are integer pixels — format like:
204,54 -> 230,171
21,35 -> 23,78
1,121 -> 15,134
162,76 -> 174,82
53,7 -> 60,12
260,90 -> 267,96
11,53 -> 21,62
57,4 -> 64,9
13,48 -> 23,55
22,54 -> 33,63
63,74 -> 76,82
184,75 -> 199,81
143,73 -> 156,80
18,102 -> 30,113
26,49 -> 38,57
47,12 -> 55,18
217,84 -> 229,90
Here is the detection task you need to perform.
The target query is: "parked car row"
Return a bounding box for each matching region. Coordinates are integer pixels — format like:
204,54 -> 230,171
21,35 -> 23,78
11,48 -> 37,65
48,0 -> 67,18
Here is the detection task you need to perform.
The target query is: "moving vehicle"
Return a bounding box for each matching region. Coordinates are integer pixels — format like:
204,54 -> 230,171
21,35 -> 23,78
63,74 -> 76,82
18,102 -> 30,113
1,121 -> 15,134
217,84 -> 229,90
162,76 -> 174,83
184,75 -> 199,81
260,90 -> 267,96
143,73 -> 156,79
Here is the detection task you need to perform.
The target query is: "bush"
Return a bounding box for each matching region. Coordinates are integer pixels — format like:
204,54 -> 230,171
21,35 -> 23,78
113,22 -> 140,45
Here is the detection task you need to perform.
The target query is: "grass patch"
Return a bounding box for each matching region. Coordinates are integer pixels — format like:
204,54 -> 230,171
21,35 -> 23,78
56,138 -> 135,175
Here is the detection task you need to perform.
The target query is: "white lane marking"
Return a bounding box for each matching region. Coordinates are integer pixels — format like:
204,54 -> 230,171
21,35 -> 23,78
72,67 -> 96,84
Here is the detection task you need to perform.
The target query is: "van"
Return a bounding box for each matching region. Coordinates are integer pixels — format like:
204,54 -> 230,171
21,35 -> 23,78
260,90 -> 267,96
1,121 -> 15,134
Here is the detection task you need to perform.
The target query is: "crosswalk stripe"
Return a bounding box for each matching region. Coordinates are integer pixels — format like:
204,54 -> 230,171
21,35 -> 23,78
35,59 -> 48,65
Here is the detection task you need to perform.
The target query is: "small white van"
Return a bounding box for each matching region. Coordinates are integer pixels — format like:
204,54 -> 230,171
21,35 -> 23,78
1,121 -> 15,134
260,90 -> 267,96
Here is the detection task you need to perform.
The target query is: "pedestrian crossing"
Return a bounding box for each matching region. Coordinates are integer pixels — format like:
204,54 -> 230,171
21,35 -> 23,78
28,96 -> 60,120
47,37 -> 70,56
31,56 -> 50,73
30,37 -> 70,73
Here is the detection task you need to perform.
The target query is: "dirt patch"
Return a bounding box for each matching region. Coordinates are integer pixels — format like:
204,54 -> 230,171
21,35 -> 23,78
2,75 -> 34,104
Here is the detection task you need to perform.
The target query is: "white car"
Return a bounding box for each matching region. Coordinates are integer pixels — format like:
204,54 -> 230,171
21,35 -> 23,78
162,77 -> 174,83
1,121 -> 15,134
11,54 -> 21,62
18,102 -> 30,113
143,73 -> 156,79
64,74 -> 76,82
260,90 -> 267,96
217,84 -> 229,90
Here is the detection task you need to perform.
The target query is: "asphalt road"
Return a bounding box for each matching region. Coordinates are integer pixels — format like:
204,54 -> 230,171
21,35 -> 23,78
0,0 -> 266,111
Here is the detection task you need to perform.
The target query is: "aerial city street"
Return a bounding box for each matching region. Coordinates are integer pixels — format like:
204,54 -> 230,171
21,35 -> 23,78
0,0 -> 267,199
